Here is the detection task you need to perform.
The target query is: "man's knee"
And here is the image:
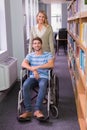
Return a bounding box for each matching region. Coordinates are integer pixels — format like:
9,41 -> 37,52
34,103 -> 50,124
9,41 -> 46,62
39,78 -> 48,89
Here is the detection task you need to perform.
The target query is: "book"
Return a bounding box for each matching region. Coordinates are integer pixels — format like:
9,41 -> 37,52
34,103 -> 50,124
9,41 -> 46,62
81,22 -> 87,47
79,49 -> 86,73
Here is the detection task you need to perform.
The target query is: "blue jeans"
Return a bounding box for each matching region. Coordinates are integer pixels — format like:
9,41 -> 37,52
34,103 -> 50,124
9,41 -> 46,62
23,77 -> 48,112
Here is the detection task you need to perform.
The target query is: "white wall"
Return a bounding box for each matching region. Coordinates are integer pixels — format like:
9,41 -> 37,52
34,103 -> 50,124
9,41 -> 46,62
0,0 -> 7,51
62,3 -> 67,28
46,4 -> 51,24
5,0 -> 25,78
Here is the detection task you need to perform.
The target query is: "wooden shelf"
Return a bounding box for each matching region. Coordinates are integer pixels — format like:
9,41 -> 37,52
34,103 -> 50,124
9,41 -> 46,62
76,60 -> 87,90
80,12 -> 87,18
67,1 -> 87,130
78,94 -> 86,119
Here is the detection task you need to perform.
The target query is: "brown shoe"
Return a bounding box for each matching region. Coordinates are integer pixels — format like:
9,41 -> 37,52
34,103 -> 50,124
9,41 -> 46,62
34,110 -> 47,122
20,111 -> 32,118
18,112 -> 32,122
34,110 -> 44,118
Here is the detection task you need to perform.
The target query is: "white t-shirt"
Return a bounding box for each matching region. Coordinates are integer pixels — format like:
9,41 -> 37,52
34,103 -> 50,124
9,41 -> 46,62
35,24 -> 46,38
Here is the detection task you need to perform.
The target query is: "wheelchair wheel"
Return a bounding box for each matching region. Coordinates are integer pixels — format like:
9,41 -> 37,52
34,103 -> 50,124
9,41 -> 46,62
51,74 -> 59,106
54,75 -> 59,106
50,104 -> 58,118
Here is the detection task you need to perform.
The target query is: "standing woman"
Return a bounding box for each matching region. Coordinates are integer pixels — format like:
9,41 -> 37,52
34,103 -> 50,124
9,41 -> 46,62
29,10 -> 55,57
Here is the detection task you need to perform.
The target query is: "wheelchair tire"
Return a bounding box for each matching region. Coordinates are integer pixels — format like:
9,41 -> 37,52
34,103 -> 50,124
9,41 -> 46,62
51,74 -> 59,106
50,104 -> 58,118
54,75 -> 59,106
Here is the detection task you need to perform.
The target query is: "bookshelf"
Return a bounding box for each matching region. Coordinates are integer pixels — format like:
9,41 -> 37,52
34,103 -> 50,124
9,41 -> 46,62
67,0 -> 87,130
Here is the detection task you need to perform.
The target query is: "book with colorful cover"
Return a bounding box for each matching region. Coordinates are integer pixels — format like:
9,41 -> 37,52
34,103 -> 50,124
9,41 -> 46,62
81,22 -> 87,47
80,49 -> 86,73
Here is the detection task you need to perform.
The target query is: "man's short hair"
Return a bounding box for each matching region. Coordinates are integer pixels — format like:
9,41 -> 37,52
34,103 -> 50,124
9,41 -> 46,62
32,37 -> 42,44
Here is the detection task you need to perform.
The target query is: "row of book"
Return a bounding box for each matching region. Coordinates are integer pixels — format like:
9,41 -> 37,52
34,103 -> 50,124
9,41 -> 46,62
68,34 -> 80,58
68,34 -> 75,50
68,0 -> 87,18
67,22 -> 80,38
68,21 -> 87,48
67,0 -> 79,17
68,34 -> 86,74
68,42 -> 79,80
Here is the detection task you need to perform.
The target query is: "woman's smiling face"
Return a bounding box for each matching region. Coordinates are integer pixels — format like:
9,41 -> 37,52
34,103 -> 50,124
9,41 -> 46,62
37,12 -> 45,24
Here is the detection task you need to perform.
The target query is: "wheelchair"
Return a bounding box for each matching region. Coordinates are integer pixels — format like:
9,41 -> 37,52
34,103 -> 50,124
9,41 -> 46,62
17,68 -> 59,121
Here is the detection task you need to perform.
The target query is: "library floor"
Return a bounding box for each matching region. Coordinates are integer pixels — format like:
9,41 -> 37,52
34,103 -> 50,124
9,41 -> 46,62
0,49 -> 80,130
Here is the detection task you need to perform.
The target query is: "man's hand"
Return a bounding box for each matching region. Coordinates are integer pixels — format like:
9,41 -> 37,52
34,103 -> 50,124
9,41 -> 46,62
33,70 -> 39,79
30,66 -> 39,71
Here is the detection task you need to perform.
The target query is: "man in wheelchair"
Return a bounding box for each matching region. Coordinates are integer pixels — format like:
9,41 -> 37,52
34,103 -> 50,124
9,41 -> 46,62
19,37 -> 54,121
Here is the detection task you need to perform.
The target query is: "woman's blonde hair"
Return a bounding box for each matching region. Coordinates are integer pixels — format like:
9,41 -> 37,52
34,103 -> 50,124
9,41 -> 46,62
36,10 -> 49,26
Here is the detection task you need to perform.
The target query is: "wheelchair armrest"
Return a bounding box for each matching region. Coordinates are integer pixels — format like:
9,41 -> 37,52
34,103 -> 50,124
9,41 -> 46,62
21,67 -> 27,70
48,69 -> 54,80
20,67 -> 29,82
